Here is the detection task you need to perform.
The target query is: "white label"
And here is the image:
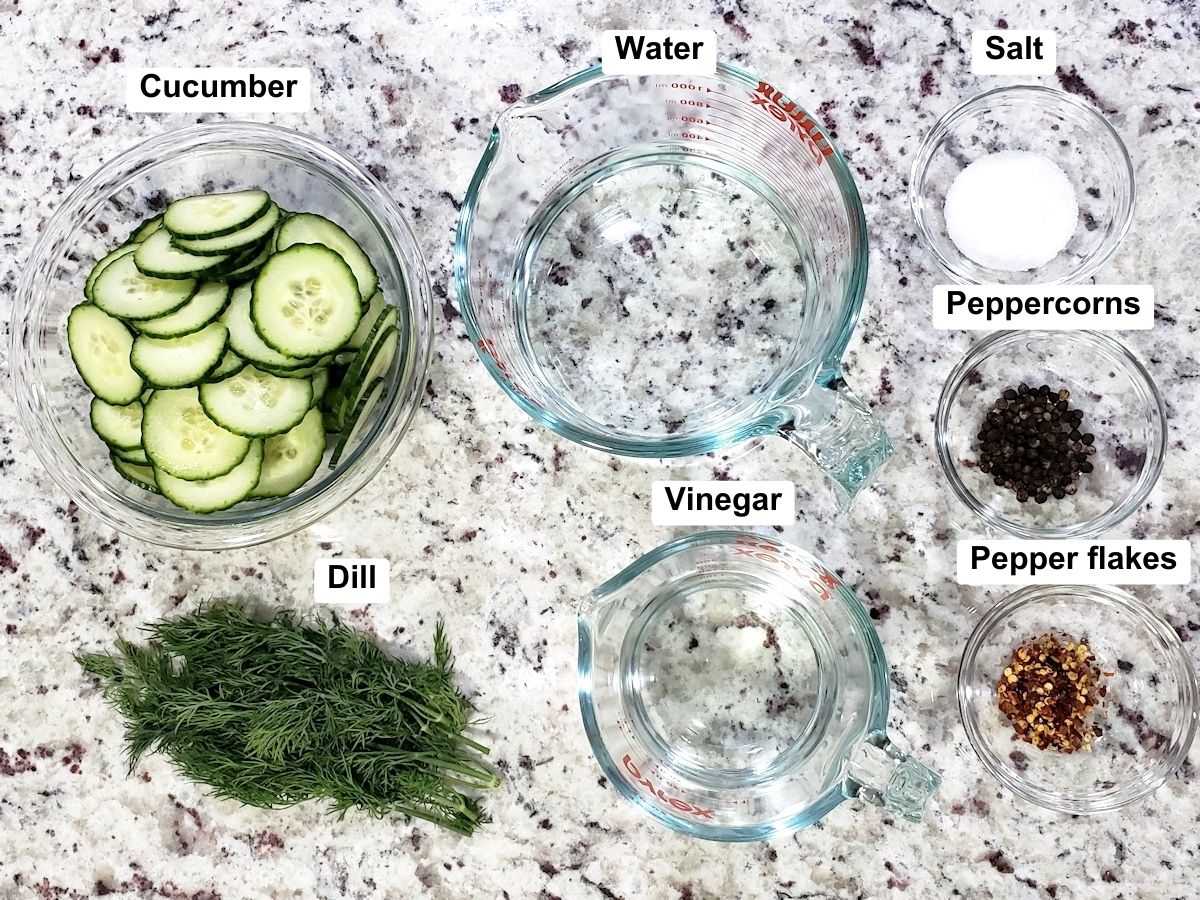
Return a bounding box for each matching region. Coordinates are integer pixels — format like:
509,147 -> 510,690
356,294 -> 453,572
970,30 -> 1056,75
651,480 -> 795,526
601,30 -> 717,75
933,285 -> 1154,330
314,558 -> 390,604
126,67 -> 311,113
957,540 -> 1190,585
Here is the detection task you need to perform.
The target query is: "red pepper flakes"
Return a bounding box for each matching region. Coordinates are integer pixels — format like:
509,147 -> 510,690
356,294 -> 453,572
997,633 -> 1107,753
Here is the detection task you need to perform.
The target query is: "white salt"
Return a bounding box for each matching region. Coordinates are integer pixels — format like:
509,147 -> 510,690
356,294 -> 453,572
943,150 -> 1078,271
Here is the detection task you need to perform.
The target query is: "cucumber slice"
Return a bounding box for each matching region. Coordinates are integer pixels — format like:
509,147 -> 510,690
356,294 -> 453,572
345,290 -> 386,350
85,244 -> 138,302
111,454 -> 159,493
276,213 -> 378,301
211,239 -> 273,284
155,440 -> 263,512
250,408 -> 326,498
251,245 -> 361,357
89,397 -> 143,450
310,369 -> 330,407
135,229 -> 232,280
258,354 -> 334,379
198,365 -> 313,438
164,190 -> 271,239
339,303 -> 395,386
223,283 -> 316,370
339,326 -> 397,426
321,386 -> 345,433
142,387 -> 250,481
130,281 -> 230,338
171,204 -> 280,256
128,214 -> 164,244
130,322 -> 229,389
115,446 -> 150,465
330,377 -> 384,467
91,254 -> 197,320
204,349 -> 247,382
67,304 -> 144,405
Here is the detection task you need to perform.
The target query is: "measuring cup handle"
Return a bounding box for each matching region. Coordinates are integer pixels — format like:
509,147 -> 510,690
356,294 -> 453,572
845,735 -> 940,823
775,376 -> 892,506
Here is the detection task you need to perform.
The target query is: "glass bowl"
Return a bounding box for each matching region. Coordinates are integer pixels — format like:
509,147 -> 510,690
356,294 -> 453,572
10,122 -> 433,549
910,85 -> 1134,284
936,331 -> 1165,538
958,584 -> 1197,814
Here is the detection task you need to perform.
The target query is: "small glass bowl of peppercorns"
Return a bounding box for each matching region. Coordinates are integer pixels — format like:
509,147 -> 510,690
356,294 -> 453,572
958,585 -> 1197,813
936,331 -> 1165,537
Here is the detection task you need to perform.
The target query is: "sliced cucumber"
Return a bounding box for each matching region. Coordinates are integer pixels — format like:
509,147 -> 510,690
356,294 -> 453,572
130,281 -> 230,338
128,214 -> 164,244
115,446 -> 150,465
198,365 -> 313,438
211,239 -> 273,284
310,369 -> 330,407
321,385 -> 345,433
155,440 -> 263,512
78,190 -> 394,511
142,387 -> 250,481
258,354 -> 334,379
339,326 -> 397,425
171,203 -> 280,256
164,190 -> 271,239
276,213 -> 378,301
250,408 -> 326,498
345,290 -> 387,349
204,349 -> 246,382
135,229 -> 231,280
112,454 -> 159,493
89,397 -> 143,450
67,304 -> 144,405
222,283 -> 316,370
339,303 -> 395,385
91,253 -> 196,320
330,377 -> 384,467
85,244 -> 138,302
130,322 -> 229,389
251,245 -> 361,357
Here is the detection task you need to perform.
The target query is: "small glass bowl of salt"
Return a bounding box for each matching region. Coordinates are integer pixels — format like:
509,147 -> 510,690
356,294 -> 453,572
910,85 -> 1134,284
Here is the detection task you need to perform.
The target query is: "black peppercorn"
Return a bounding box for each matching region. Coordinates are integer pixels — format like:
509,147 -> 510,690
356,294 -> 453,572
974,383 -> 1098,504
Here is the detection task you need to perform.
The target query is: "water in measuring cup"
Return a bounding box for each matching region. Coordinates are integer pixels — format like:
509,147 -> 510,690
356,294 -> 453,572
516,155 -> 811,438
623,574 -> 856,785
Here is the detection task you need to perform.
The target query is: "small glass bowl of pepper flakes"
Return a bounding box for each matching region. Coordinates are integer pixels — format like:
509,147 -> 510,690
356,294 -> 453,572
936,331 -> 1165,538
959,585 -> 1197,813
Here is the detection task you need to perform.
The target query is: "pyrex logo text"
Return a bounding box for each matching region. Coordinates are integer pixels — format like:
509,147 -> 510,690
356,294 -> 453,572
733,535 -> 840,600
622,755 -> 714,820
749,82 -> 833,165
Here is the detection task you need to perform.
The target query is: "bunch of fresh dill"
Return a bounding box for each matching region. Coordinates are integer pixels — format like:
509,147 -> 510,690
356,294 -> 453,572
77,602 -> 499,836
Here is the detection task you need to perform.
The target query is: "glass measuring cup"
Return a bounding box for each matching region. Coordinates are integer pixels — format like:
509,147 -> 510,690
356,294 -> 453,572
578,531 -> 939,840
455,64 -> 891,503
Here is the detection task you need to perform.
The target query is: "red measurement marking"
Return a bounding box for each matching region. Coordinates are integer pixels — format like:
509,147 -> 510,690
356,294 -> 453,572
622,755 -> 714,819
476,338 -> 531,401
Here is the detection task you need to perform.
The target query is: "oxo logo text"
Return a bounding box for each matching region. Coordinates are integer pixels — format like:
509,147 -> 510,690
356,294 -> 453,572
622,755 -> 714,820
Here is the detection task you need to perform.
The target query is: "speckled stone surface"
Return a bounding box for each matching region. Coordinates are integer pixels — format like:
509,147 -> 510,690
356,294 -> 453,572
2,1 -> 1199,898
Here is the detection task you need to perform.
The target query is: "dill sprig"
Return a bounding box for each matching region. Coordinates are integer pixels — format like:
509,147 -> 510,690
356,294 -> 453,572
76,603 -> 499,836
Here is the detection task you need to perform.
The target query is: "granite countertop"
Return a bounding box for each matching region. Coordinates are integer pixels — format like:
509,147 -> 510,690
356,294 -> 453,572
2,1 -> 1198,898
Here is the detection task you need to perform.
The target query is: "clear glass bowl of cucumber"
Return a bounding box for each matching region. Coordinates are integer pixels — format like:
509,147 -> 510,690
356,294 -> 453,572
11,122 -> 433,549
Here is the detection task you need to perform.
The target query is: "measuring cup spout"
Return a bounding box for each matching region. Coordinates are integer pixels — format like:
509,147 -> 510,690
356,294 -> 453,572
775,377 -> 892,506
845,735 -> 940,823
